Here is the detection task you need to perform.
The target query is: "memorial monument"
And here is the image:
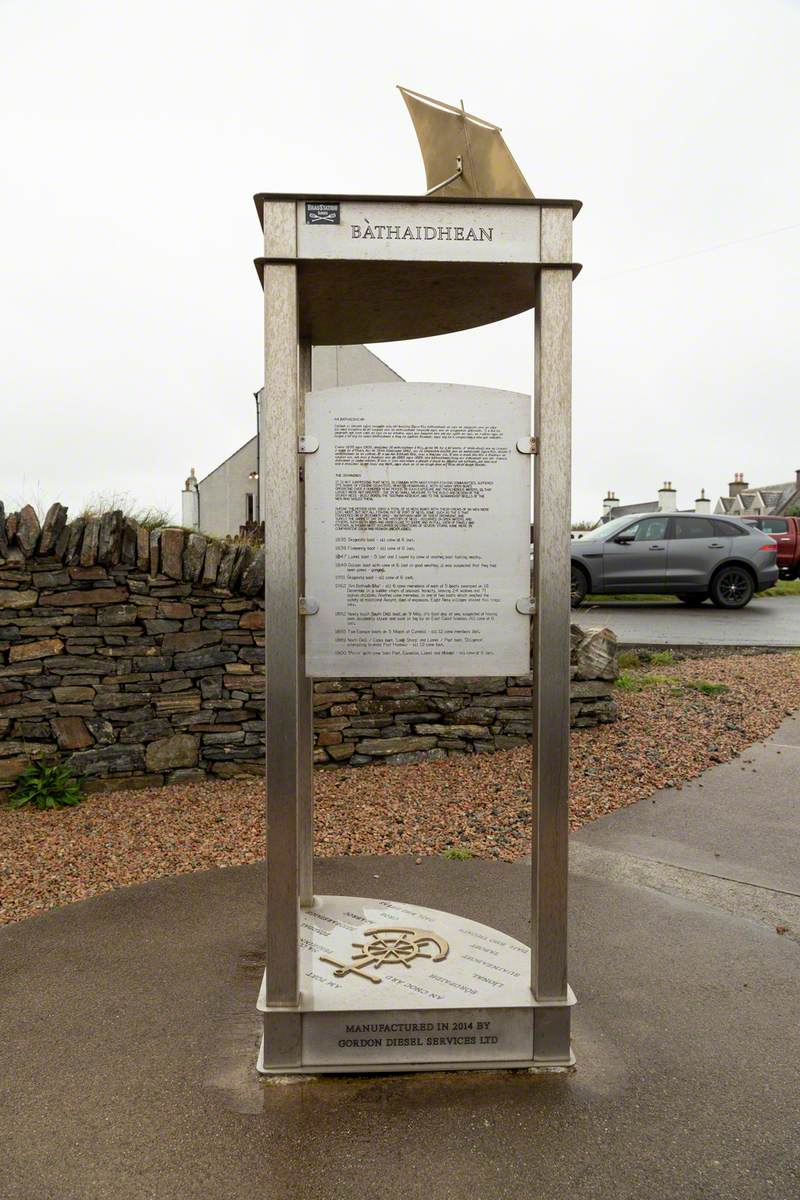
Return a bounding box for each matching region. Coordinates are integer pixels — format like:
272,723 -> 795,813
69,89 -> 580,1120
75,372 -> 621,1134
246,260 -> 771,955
255,89 -> 580,1073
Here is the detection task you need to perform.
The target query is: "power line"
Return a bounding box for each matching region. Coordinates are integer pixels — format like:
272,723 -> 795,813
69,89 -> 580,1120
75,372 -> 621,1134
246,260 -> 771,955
585,221 -> 800,284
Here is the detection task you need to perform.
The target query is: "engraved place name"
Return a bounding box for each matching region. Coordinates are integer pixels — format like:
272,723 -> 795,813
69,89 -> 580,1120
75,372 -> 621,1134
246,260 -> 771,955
428,973 -> 478,996
473,973 -> 504,989
351,220 -> 493,243
458,926 -> 507,947
461,953 -> 521,978
375,903 -> 425,920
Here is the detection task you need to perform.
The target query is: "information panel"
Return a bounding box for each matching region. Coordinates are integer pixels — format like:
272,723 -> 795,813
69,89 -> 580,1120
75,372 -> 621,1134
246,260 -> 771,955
304,382 -> 531,677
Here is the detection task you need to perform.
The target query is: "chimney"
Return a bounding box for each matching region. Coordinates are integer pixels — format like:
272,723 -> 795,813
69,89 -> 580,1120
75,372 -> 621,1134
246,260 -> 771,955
181,467 -> 200,530
729,471 -> 749,498
657,480 -> 677,512
694,487 -> 711,515
602,490 -> 619,518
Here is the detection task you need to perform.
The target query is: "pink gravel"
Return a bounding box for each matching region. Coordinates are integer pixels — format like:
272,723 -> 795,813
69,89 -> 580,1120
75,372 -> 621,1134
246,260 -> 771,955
1,651 -> 799,926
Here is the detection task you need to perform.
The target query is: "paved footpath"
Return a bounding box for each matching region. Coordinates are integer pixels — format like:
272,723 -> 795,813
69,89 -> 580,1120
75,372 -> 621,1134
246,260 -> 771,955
2,716 -> 799,1200
573,594 -> 800,647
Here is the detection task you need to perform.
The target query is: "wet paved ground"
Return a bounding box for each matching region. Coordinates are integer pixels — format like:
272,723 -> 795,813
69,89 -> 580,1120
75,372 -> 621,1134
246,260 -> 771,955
573,594 -> 800,646
2,716 -> 799,1199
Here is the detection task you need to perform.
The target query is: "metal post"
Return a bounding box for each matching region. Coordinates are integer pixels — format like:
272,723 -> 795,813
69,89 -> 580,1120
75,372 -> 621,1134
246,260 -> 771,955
263,202 -> 301,1007
254,390 -> 261,524
298,341 -> 315,907
531,208 -> 573,1044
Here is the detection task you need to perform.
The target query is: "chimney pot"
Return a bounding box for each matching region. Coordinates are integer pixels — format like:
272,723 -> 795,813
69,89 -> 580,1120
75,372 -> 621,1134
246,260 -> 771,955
694,487 -> 711,514
658,481 -> 677,512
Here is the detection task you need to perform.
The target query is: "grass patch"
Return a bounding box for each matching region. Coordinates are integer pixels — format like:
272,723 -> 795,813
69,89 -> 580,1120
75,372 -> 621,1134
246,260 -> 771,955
586,593 -> 673,603
588,582 -> 799,601
615,671 -> 670,692
618,650 -> 674,671
615,672 -> 644,691
762,579 -> 800,596
79,492 -> 175,531
441,847 -> 474,860
617,668 -> 729,698
684,680 -> 729,697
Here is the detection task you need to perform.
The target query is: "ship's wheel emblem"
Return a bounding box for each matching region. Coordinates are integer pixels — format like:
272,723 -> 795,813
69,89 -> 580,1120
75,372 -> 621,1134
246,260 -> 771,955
320,926 -> 449,984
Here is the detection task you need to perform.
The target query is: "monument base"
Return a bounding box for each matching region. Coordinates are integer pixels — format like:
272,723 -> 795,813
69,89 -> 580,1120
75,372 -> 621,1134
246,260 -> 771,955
257,895 -> 575,1075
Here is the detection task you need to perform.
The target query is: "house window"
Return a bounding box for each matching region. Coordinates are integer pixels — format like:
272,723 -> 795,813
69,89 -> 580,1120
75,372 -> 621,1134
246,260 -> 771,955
245,493 -> 254,523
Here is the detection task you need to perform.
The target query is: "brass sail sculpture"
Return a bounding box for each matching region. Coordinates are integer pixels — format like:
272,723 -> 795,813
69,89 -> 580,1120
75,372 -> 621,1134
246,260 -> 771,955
398,86 -> 534,200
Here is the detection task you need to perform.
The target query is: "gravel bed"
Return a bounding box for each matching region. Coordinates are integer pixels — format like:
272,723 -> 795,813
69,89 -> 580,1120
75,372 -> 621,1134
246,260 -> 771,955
2,652 -> 799,926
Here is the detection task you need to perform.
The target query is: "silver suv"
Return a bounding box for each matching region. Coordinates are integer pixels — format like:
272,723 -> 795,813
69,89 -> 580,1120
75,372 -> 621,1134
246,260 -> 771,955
571,512 -> 778,609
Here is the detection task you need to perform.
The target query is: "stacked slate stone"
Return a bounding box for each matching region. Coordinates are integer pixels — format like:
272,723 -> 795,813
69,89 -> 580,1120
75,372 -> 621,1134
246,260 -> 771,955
0,501 -> 618,788
311,625 -> 618,768
0,502 -> 265,791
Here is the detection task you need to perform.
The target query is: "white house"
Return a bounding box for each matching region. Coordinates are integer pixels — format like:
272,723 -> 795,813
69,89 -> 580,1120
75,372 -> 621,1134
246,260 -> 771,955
597,482 -> 711,526
182,345 -> 402,538
714,471 -> 800,518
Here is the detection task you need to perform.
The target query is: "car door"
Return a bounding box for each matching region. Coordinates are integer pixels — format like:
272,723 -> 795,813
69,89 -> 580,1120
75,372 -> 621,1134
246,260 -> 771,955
759,517 -> 792,569
602,515 -> 670,590
666,516 -> 730,587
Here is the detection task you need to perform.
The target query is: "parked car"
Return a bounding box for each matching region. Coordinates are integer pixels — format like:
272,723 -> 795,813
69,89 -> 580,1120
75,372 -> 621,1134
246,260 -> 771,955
738,515 -> 800,580
570,512 -> 778,609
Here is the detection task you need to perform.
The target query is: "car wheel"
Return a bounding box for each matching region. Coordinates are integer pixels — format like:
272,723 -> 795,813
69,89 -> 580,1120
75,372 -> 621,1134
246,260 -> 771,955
571,565 -> 588,607
710,566 -> 754,609
677,594 -> 707,606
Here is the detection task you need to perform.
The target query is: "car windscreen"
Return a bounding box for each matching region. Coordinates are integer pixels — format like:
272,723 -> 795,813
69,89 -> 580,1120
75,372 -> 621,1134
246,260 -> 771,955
593,514 -> 649,540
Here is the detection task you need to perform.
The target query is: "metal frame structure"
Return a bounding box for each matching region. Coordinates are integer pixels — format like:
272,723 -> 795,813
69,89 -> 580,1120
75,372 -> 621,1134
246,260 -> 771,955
256,192 -> 579,1069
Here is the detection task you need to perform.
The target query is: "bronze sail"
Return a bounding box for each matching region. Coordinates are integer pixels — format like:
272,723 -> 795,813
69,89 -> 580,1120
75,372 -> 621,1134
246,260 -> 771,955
399,86 -> 534,200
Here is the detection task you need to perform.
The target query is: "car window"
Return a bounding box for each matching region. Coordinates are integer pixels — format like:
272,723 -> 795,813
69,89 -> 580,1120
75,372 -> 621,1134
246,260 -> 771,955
599,514 -> 651,539
713,519 -> 748,537
672,516 -> 715,539
631,516 -> 669,541
761,518 -> 788,534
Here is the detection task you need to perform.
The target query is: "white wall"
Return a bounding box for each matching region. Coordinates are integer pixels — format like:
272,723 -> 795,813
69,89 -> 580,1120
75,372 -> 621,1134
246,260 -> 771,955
194,346 -> 401,538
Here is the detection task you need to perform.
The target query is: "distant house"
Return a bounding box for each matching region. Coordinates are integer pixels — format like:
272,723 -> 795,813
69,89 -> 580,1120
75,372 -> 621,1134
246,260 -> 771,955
596,482 -> 712,525
714,471 -> 800,518
182,345 -> 402,538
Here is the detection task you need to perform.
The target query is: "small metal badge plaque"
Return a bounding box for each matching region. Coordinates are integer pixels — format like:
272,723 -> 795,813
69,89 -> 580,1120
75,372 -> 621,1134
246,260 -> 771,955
303,381 -> 531,678
305,201 -> 340,225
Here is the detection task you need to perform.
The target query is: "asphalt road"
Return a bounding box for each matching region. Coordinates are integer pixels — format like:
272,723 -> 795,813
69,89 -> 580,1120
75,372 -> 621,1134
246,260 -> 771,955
573,595 -> 800,647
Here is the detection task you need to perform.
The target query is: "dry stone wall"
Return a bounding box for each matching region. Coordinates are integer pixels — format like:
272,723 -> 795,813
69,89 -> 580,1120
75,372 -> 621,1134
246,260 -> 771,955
0,503 -> 617,790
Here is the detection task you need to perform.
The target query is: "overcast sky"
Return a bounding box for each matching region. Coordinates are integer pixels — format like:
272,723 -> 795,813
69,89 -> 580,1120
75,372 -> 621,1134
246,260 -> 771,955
1,0 -> 798,524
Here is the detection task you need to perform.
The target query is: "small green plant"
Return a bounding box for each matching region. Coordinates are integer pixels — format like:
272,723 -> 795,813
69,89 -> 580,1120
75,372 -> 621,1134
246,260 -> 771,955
615,671 -> 670,692
685,680 -> 729,697
441,847 -> 474,860
650,650 -> 675,666
617,650 -> 642,669
9,760 -> 84,810
615,672 -> 644,691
